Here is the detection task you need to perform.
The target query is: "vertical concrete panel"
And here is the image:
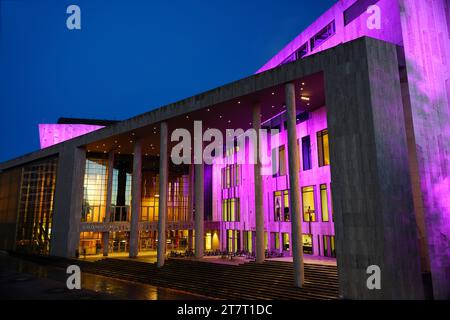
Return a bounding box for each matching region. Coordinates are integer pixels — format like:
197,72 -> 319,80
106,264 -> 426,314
399,0 -> 450,299
50,145 -> 86,258
325,39 -> 423,299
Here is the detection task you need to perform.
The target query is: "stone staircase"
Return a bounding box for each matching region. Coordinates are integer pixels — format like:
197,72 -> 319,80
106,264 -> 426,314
73,258 -> 339,300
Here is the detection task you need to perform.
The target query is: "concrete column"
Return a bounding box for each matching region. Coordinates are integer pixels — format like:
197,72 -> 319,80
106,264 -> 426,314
103,151 -> 114,256
129,140 -> 142,258
253,103 -> 265,263
50,145 -> 86,258
157,122 -> 168,267
324,39 -> 423,299
194,163 -> 204,258
285,82 -> 305,287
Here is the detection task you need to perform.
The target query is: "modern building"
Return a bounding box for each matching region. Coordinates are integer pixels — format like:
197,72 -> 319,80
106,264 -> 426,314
0,0 -> 449,300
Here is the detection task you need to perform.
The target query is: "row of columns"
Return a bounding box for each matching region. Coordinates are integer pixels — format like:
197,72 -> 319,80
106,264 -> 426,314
99,83 -> 304,287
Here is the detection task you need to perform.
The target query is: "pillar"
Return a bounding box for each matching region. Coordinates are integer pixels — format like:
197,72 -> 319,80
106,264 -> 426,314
194,163 -> 204,258
103,151 -> 114,256
253,103 -> 265,263
129,140 -> 142,258
50,145 -> 86,258
324,39 -> 423,299
157,122 -> 168,267
187,165 -> 194,250
285,83 -> 305,287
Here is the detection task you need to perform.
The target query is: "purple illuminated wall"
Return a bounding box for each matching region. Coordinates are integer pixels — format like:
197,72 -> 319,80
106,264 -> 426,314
255,0 -> 450,298
212,106 -> 332,256
257,0 -> 402,73
39,124 -> 104,149
398,0 -> 450,299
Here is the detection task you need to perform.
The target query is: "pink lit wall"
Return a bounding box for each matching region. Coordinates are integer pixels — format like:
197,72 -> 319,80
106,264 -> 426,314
256,0 -> 450,298
398,0 -> 450,299
257,0 -> 402,73
212,106 -> 333,256
39,124 -> 104,149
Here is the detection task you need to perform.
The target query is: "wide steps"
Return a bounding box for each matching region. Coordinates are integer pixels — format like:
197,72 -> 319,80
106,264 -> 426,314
74,258 -> 339,300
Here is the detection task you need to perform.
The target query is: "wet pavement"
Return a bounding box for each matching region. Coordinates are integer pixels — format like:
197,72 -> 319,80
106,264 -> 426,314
0,252 -> 208,300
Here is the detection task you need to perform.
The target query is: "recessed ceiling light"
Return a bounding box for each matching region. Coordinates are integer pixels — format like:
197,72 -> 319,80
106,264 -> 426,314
302,82 -> 305,85
132,133 -> 135,136
271,92 -> 275,95
130,140 -> 133,143
301,96 -> 310,101
114,140 -> 118,144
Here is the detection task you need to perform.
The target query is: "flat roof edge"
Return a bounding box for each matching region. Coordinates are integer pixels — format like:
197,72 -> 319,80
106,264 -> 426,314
0,37 -> 394,172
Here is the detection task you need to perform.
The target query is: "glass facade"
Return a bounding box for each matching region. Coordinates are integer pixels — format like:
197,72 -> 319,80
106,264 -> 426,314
317,129 -> 330,167
111,155 -> 132,222
221,164 -> 241,189
302,186 -> 316,222
141,172 -> 159,222
222,198 -> 240,222
168,176 -> 190,222
0,168 -> 23,251
320,184 -> 329,222
16,158 -> 58,255
274,190 -> 290,221
82,156 -> 109,223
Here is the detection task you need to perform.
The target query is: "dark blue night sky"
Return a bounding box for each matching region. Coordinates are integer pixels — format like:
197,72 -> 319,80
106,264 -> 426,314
0,0 -> 336,162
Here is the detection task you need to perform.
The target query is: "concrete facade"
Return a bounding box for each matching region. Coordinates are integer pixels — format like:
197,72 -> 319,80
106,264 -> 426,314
0,0 -> 449,300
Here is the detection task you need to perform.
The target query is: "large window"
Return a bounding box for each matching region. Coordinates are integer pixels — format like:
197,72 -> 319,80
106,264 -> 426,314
16,158 -> 58,255
344,0 -> 380,26
227,229 -> 240,253
110,156 -> 132,222
272,145 -> 287,176
320,184 -> 329,222
310,21 -> 336,51
221,164 -> 241,189
303,234 -> 313,254
141,169 -> 190,223
222,198 -> 240,222
302,186 -> 316,222
141,173 -> 159,222
243,231 -> 253,253
167,175 -> 190,222
274,190 -> 290,221
279,42 -> 309,66
323,235 -> 336,257
82,157 -> 109,223
301,136 -> 312,171
282,233 -> 290,251
317,129 -> 330,167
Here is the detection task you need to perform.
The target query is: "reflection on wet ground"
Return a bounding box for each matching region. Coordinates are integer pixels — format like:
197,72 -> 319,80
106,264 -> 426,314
0,252 -> 208,300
